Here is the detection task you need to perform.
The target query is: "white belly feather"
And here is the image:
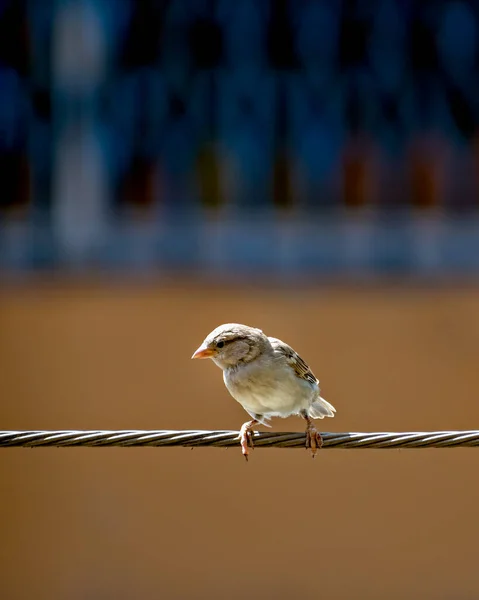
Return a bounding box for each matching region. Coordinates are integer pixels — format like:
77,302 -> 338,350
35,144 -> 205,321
223,359 -> 318,418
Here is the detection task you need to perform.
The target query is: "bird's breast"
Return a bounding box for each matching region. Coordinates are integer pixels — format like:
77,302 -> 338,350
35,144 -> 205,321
223,362 -> 317,417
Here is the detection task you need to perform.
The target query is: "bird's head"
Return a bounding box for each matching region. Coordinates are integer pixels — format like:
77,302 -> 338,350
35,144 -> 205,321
191,323 -> 269,369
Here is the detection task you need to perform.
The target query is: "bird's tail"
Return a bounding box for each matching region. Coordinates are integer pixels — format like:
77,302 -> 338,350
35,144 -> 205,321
309,396 -> 336,419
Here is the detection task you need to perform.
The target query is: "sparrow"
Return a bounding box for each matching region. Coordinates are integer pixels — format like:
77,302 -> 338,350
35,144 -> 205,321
191,323 -> 336,460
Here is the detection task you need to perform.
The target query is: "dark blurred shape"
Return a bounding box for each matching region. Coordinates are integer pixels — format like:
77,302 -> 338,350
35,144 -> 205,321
0,0 -> 30,74
120,155 -> 156,213
409,7 -> 439,74
267,0 -> 296,70
339,0 -> 371,71
120,0 -> 164,69
0,0 -> 31,214
197,142 -> 222,209
188,6 -> 222,69
273,149 -> 294,210
0,152 -> 30,212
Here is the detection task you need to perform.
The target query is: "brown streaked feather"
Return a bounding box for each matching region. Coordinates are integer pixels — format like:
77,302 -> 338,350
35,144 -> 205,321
268,338 -> 319,386
208,324 -> 263,346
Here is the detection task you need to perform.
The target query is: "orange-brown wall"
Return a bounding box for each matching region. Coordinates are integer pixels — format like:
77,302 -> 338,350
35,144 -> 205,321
1,282 -> 478,600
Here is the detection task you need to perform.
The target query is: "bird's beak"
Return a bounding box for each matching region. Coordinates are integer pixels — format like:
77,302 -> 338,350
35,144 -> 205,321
191,343 -> 215,359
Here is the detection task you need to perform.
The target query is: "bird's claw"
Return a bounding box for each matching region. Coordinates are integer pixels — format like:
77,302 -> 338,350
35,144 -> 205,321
305,425 -> 323,458
239,424 -> 255,461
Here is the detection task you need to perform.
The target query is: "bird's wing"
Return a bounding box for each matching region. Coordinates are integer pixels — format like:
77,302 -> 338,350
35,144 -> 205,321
268,337 -> 319,386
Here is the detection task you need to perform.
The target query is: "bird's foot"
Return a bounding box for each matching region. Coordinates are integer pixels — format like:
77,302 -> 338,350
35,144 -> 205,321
305,424 -> 323,458
239,422 -> 255,461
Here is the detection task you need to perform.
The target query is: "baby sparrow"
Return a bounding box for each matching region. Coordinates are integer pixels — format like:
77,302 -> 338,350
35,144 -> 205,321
192,323 -> 336,460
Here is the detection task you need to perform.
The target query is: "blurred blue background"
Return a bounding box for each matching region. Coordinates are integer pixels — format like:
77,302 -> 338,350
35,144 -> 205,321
1,0 -> 479,275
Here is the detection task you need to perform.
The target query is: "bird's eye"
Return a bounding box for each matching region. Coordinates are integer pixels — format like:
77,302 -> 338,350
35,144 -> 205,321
217,341 -> 225,349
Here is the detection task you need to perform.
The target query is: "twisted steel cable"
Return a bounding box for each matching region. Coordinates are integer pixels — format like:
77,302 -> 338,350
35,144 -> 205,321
0,430 -> 479,449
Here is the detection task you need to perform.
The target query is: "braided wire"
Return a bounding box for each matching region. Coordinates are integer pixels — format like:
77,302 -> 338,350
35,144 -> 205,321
0,430 -> 479,449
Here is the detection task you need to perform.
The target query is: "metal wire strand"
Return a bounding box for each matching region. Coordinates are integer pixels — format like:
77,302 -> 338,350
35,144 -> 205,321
0,430 -> 479,449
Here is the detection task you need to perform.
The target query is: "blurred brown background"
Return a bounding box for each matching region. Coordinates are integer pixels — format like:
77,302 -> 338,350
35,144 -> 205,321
1,282 -> 478,600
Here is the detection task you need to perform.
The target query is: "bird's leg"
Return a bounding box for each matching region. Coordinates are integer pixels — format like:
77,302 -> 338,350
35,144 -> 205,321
301,411 -> 323,458
239,419 -> 258,461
